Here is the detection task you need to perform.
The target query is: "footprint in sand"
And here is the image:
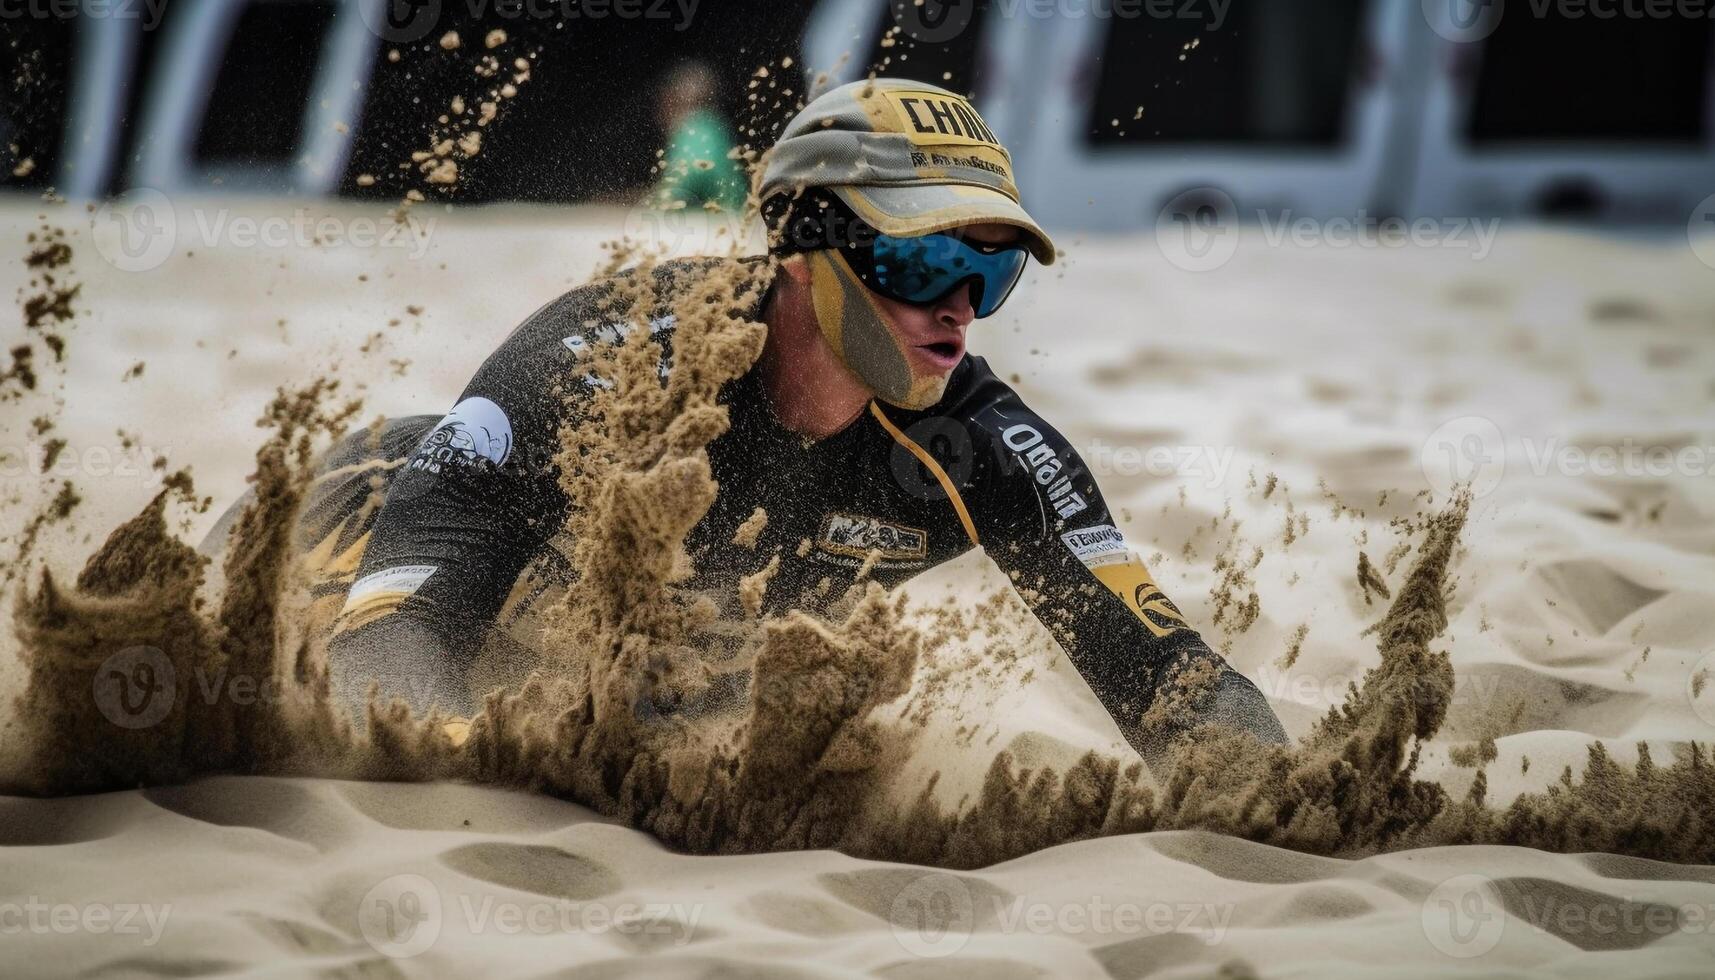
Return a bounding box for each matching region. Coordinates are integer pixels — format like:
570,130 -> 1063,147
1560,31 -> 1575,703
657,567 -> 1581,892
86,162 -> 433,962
438,842 -> 621,901
816,867 -> 1015,958
1145,830 -> 1347,885
1489,877 -> 1684,953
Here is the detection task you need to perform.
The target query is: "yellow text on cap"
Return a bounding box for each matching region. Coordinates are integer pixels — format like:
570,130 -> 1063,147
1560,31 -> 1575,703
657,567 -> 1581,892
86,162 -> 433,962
881,90 -> 1002,149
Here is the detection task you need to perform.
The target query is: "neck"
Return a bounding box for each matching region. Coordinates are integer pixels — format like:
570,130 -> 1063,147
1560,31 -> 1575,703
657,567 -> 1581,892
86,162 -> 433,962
757,260 -> 873,440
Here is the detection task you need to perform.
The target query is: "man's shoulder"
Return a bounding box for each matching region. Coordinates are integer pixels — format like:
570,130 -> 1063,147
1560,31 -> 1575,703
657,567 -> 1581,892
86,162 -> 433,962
932,354 -> 1046,444
924,355 -> 1098,523
491,256 -> 770,365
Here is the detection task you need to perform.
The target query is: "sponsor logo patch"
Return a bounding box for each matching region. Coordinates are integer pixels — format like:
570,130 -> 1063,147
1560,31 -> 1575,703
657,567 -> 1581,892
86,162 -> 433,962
1060,524 -> 1130,569
410,397 -> 513,475
1001,423 -> 1087,520
818,512 -> 928,561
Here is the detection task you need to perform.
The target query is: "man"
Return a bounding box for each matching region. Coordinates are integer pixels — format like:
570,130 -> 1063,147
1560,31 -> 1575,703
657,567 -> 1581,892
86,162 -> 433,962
283,79 -> 1285,757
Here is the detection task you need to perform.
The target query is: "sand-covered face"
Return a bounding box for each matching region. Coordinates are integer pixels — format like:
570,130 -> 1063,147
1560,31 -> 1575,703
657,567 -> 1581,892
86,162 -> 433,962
805,223 -> 1013,410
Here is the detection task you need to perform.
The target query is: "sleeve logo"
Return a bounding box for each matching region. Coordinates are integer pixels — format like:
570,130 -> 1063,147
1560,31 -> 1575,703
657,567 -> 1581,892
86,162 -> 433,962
410,396 -> 513,475
1059,524 -> 1130,569
1001,423 -> 1087,520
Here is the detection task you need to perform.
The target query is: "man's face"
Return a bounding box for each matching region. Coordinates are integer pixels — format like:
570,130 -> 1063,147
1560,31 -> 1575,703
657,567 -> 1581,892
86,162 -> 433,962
866,222 -> 1021,381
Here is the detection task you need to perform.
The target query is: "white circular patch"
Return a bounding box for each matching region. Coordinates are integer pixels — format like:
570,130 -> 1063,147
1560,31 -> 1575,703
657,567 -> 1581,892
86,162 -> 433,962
425,396 -> 513,467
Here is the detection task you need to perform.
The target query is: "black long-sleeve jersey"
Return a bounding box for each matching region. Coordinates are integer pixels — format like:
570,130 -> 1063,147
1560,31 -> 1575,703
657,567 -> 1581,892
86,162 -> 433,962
289,259 -> 1285,752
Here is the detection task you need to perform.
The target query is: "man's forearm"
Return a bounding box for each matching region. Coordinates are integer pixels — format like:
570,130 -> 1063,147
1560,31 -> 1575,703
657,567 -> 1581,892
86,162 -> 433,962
328,617 -> 478,719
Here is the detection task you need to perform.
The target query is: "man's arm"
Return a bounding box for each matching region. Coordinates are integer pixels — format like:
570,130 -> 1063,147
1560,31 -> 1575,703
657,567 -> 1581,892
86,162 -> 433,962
957,372 -> 1287,761
327,293 -> 599,717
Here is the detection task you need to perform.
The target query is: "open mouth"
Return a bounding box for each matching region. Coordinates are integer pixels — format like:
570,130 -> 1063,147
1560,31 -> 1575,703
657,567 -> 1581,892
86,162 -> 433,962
919,341 -> 962,361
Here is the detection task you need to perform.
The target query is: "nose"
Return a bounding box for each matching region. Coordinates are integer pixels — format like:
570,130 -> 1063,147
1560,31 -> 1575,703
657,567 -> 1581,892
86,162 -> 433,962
933,282 -> 978,331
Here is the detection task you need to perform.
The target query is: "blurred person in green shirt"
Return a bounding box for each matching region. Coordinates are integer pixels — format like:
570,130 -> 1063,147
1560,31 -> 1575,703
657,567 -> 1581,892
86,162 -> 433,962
652,61 -> 747,214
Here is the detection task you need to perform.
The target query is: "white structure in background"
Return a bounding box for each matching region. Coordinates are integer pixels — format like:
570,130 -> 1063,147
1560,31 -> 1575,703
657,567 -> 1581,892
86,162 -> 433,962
1409,2 -> 1715,222
59,0 -> 376,199
801,0 -> 1715,227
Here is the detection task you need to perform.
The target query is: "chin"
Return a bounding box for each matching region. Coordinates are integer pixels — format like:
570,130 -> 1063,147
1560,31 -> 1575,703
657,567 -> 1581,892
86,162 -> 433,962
884,372 -> 953,411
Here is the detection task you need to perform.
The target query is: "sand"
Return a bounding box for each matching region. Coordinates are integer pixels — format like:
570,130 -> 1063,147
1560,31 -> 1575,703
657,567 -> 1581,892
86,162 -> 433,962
3,198 -> 1714,975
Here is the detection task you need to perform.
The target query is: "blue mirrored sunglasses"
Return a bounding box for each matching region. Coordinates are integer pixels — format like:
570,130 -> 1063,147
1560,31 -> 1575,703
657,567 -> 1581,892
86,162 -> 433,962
843,231 -> 1030,319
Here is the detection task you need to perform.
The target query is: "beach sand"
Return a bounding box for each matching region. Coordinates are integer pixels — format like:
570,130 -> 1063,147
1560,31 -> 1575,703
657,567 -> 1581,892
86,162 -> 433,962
2,199 -> 1713,976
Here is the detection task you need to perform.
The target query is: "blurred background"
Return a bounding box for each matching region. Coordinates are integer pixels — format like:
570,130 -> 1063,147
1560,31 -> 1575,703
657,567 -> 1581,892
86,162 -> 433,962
2,0 -> 1711,226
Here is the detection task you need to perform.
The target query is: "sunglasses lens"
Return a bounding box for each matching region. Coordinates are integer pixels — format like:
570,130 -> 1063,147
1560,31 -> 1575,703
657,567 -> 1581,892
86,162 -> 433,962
869,234 -> 1028,318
